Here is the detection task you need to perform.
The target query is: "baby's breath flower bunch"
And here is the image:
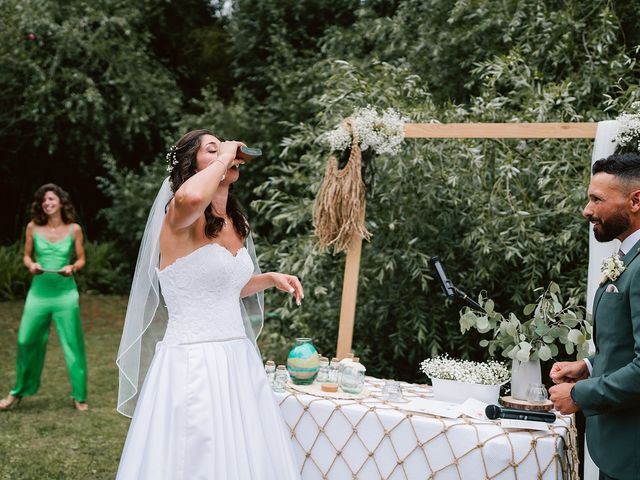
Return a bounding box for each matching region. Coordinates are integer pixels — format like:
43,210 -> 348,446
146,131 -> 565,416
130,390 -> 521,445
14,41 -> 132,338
615,102 -> 640,154
420,355 -> 510,385
323,106 -> 406,156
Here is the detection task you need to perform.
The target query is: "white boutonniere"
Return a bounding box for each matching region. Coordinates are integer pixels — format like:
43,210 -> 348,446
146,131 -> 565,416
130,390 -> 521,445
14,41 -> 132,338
600,253 -> 626,285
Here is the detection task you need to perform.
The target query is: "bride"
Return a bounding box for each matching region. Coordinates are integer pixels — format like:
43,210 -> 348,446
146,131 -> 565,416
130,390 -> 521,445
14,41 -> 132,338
115,129 -> 302,479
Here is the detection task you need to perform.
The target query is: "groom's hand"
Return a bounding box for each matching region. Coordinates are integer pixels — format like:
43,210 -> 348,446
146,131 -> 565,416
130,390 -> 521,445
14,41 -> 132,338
550,360 -> 589,384
549,382 -> 580,414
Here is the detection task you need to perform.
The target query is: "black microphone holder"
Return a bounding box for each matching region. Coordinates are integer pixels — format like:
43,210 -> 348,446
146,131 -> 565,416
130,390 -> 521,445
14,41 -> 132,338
430,256 -> 485,313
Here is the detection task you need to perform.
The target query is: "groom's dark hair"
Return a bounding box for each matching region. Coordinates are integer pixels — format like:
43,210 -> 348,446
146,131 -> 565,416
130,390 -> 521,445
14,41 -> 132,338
593,153 -> 640,184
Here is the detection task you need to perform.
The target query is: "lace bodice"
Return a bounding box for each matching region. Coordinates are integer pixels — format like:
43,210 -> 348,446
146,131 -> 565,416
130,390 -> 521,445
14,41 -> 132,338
157,243 -> 254,345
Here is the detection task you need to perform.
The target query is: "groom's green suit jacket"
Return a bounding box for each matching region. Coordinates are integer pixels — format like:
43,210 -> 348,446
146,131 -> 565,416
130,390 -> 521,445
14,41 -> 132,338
573,239 -> 640,479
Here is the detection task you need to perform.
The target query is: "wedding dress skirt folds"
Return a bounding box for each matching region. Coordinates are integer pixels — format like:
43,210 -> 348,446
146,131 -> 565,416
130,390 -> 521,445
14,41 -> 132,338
116,244 -> 299,480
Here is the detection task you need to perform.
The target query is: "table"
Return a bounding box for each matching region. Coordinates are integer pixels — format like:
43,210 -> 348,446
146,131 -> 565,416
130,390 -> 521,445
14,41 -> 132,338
275,378 -> 578,480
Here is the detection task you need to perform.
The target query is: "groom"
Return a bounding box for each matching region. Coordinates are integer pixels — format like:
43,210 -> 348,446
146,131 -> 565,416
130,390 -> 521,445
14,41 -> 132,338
549,152 -> 640,480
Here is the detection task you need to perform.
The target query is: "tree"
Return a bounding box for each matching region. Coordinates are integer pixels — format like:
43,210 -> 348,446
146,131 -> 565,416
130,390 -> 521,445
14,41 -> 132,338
0,0 -> 182,241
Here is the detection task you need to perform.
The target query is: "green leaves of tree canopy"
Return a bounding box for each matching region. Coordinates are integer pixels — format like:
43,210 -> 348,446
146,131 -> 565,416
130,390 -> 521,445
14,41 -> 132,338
0,0 -> 181,240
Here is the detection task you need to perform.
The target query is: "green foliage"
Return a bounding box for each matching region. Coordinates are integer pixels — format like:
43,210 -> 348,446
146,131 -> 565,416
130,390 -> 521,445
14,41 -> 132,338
0,0 -> 182,240
75,241 -> 130,294
97,156 -> 167,245
0,242 -> 30,301
0,0 -> 180,156
460,282 -> 591,363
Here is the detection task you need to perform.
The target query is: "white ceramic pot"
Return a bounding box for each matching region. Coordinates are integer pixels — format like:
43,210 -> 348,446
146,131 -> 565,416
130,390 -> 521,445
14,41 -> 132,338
510,359 -> 542,401
431,378 -> 501,404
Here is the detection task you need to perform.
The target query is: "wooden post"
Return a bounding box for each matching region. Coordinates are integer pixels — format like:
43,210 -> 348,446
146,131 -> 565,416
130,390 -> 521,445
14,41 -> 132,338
404,122 -> 598,139
334,122 -> 599,358
336,234 -> 364,359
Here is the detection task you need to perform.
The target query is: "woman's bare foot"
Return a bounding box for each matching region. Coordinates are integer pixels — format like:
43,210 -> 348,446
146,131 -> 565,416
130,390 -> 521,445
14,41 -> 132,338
72,399 -> 89,412
0,395 -> 21,411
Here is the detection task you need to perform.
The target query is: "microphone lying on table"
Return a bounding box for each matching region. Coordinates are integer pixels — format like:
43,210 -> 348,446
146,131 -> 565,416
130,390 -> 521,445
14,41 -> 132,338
485,404 -> 557,423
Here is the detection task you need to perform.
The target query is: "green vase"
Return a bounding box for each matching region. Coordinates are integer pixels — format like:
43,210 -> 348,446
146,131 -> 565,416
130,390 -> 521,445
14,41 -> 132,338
286,338 -> 320,385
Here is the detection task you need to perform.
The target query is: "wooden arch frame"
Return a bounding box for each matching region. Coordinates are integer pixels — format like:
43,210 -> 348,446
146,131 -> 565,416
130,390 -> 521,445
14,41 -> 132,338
335,122 -> 598,358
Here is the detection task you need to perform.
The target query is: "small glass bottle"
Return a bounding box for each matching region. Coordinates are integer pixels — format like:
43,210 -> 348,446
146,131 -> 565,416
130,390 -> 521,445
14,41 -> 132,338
328,357 -> 340,384
273,365 -> 288,393
264,360 -> 276,386
316,356 -> 330,383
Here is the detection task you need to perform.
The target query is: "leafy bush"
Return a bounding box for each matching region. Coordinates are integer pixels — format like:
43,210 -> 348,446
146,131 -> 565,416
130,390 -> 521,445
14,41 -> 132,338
75,240 -> 130,295
97,156 -> 167,246
0,242 -> 30,301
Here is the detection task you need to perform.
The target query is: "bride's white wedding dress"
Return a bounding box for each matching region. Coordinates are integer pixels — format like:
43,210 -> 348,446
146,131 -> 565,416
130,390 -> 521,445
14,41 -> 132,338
116,243 -> 300,479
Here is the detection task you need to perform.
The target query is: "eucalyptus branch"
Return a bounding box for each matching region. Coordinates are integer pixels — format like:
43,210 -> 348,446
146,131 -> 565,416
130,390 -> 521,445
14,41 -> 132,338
459,282 -> 591,362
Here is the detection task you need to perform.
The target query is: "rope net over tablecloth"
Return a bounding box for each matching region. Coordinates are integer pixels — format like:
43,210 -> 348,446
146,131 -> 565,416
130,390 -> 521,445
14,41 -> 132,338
277,378 -> 579,480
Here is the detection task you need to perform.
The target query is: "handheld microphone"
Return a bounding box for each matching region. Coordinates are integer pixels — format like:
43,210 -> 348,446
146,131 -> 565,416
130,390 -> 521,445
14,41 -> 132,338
485,404 -> 556,423
430,256 -> 455,298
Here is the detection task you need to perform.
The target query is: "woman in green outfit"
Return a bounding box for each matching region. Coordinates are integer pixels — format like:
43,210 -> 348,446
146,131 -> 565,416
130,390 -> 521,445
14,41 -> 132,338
0,183 -> 88,411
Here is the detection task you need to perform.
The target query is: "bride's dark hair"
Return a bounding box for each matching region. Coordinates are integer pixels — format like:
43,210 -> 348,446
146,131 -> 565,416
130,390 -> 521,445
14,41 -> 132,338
168,129 -> 249,239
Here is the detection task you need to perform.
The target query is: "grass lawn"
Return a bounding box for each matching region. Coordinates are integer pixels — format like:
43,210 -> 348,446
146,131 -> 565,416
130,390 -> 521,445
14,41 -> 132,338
0,295 -> 131,479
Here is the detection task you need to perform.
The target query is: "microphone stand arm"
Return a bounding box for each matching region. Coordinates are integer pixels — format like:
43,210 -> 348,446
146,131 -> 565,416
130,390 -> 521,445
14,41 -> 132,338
452,285 -> 485,313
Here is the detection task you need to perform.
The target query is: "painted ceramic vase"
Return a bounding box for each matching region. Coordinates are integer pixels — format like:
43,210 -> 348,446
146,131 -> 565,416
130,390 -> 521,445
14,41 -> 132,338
286,338 -> 320,385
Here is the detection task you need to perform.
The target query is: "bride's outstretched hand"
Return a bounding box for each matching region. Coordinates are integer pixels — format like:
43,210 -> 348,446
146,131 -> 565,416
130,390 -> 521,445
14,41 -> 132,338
271,273 -> 304,306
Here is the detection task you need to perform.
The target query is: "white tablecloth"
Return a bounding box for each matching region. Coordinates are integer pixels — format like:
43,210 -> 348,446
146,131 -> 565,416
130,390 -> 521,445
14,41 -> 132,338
275,378 -> 577,480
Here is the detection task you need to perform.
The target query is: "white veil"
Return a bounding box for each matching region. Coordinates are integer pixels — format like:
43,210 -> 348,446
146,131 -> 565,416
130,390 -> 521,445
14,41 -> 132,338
116,177 -> 264,417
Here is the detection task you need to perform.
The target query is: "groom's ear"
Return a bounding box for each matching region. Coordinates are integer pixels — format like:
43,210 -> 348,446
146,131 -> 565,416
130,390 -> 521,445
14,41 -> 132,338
629,188 -> 640,212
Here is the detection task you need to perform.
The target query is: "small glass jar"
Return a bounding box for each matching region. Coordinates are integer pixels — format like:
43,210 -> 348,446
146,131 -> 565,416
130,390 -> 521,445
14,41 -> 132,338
328,357 -> 340,383
316,356 -> 330,383
381,380 -> 405,402
339,360 -> 366,394
264,360 -> 276,386
273,365 -> 288,393
527,383 -> 549,404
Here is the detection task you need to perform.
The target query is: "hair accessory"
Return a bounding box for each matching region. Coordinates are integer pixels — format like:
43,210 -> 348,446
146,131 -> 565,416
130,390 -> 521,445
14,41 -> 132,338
165,145 -> 179,172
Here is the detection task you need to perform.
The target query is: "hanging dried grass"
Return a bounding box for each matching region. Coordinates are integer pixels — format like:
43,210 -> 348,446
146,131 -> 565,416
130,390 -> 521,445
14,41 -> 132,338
313,118 -> 371,254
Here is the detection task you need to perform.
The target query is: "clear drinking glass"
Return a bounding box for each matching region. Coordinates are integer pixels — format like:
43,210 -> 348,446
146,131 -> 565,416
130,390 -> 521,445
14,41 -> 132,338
264,360 -> 276,386
273,365 -> 288,393
381,380 -> 406,402
527,383 -> 549,404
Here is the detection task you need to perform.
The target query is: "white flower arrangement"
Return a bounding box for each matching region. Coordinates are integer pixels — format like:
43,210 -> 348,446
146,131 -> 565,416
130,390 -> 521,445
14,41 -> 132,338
601,252 -> 626,284
323,106 -> 406,156
419,355 -> 510,386
615,102 -> 640,154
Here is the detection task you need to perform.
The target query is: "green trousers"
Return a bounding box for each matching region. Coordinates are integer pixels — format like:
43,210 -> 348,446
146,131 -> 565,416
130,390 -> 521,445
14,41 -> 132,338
10,274 -> 87,402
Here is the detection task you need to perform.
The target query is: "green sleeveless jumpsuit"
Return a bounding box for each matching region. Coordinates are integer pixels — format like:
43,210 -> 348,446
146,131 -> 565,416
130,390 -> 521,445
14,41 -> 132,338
10,231 -> 87,402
